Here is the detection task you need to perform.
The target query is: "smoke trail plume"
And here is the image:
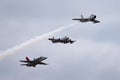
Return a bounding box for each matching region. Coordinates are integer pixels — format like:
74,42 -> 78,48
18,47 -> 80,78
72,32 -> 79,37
0,22 -> 78,60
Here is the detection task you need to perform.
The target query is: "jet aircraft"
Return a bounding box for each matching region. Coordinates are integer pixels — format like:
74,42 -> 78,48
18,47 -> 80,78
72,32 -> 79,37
20,56 -> 47,67
72,14 -> 100,23
48,36 -> 75,44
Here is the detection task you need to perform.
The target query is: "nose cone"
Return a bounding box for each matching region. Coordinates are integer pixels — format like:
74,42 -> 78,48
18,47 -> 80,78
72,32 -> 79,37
48,38 -> 51,40
44,57 -> 47,59
72,18 -> 76,20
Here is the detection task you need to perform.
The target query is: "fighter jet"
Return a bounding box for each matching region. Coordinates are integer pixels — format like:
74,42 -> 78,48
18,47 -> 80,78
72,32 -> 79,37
20,56 -> 47,67
72,14 -> 100,23
48,36 -> 75,44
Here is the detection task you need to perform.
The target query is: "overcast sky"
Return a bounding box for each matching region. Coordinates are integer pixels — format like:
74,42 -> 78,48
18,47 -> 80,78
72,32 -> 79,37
0,0 -> 120,80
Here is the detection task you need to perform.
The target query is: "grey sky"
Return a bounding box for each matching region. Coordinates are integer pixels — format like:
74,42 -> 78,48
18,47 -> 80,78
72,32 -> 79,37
0,0 -> 120,80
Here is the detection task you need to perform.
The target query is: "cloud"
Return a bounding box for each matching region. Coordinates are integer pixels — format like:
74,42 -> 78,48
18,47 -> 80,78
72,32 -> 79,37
0,0 -> 120,80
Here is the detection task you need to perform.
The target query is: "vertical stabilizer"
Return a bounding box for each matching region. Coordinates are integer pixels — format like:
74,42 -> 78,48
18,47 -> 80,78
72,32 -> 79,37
26,57 -> 30,61
81,14 -> 84,19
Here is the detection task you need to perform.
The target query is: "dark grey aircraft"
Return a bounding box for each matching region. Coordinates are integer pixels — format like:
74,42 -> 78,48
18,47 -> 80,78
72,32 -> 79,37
72,14 -> 100,23
20,56 -> 47,67
48,36 -> 75,44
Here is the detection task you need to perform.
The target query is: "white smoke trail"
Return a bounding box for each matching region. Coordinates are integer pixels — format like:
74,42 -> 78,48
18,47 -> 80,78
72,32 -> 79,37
0,22 -> 78,60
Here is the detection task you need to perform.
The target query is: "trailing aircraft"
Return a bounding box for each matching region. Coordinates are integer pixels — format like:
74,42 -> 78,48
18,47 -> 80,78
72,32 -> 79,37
20,56 -> 47,67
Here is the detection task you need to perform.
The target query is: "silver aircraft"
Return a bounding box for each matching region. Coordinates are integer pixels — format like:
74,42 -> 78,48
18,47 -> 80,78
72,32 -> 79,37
72,14 -> 100,23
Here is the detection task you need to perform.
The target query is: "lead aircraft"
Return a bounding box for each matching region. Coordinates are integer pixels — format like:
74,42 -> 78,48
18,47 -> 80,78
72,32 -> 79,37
72,14 -> 100,23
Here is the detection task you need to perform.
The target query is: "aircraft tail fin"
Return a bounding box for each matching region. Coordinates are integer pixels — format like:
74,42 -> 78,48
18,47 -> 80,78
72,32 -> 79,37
81,15 -> 84,19
26,57 -> 30,61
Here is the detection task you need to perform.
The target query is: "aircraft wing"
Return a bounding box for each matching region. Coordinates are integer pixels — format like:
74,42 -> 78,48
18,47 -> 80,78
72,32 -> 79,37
38,62 -> 48,65
48,38 -> 61,43
33,56 -> 47,62
37,56 -> 47,61
41,57 -> 47,61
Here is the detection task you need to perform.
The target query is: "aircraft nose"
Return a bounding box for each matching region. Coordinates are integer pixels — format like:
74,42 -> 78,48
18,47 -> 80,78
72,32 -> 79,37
48,38 -> 51,40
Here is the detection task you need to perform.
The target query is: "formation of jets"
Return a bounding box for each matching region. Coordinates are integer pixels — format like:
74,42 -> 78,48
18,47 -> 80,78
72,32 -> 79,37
20,56 -> 47,67
20,14 -> 100,67
72,14 -> 100,23
48,36 -> 75,44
